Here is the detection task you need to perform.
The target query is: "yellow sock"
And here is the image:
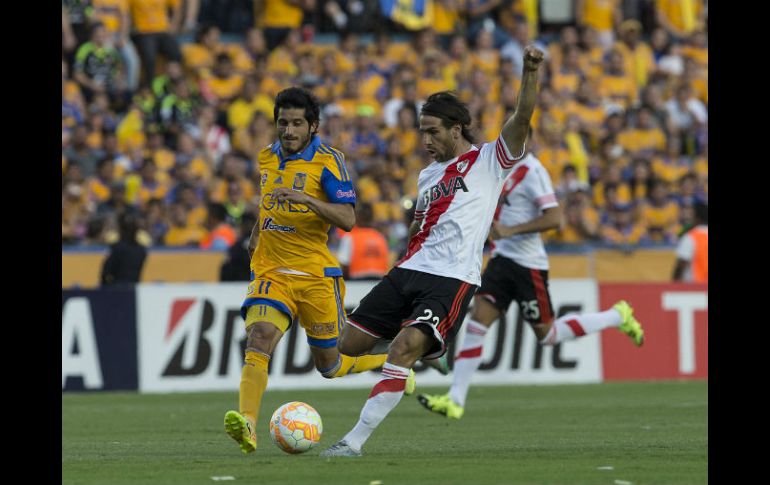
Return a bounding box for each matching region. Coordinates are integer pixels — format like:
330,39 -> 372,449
332,353 -> 387,377
240,351 -> 269,428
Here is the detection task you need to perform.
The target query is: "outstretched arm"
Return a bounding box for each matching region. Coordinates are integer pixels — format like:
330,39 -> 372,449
500,45 -> 545,157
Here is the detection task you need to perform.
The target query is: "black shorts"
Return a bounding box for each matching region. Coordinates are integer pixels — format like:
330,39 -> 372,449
476,255 -> 554,325
348,267 -> 477,359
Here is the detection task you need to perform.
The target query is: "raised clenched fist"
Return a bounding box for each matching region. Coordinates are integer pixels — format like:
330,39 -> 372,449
523,45 -> 545,71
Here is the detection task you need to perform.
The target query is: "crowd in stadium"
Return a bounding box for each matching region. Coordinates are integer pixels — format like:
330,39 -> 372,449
62,0 -> 708,256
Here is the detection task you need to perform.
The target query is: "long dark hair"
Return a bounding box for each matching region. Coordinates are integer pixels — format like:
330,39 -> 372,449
420,91 -> 476,143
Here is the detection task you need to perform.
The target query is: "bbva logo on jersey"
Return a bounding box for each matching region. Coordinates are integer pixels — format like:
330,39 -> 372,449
422,176 -> 469,206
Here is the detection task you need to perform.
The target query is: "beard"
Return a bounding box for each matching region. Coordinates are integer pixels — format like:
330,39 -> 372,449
280,132 -> 311,155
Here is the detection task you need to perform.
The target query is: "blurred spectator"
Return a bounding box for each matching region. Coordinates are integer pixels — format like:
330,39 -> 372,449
638,179 -> 679,243
200,203 -> 237,249
224,180 -> 248,225
628,157 -> 654,202
227,74 -> 275,132
100,212 -> 147,285
200,52 -> 245,111
470,27 -> 502,77
614,19 -> 655,89
64,125 -> 102,177
651,134 -> 690,183
152,60 -> 185,100
672,201 -> 707,282
257,0 -> 316,50
617,106 -> 666,158
639,82 -> 674,134
383,78 -> 423,129
655,0 -> 705,41
547,26 -> 580,72
336,202 -> 389,280
599,48 -> 638,111
164,201 -> 207,246
550,45 -> 586,99
173,131 -> 213,182
62,166 -> 91,244
665,83 -> 707,154
88,158 -> 117,204
600,204 -> 647,246
243,27 -> 269,64
576,0 -> 622,51
681,57 -> 707,105
63,0 -> 95,66
465,0 -> 510,50
182,24 -> 222,73
96,180 -> 139,218
432,0 -> 463,46
681,28 -> 708,70
74,23 -> 128,107
577,25 -> 605,79
92,0 -> 141,91
144,197 -> 169,244
220,211 -> 258,281
673,171 -> 705,209
554,164 -> 590,201
233,111 -> 277,161
129,0 -> 183,87
551,190 -> 600,243
159,78 -> 204,143
649,26 -> 671,64
564,79 -> 605,144
321,0 -> 380,33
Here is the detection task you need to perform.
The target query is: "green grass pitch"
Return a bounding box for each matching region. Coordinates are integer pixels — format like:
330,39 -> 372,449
63,381 -> 707,485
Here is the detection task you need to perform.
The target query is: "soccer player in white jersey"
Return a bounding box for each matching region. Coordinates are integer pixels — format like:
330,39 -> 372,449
417,137 -> 645,420
320,46 -> 546,458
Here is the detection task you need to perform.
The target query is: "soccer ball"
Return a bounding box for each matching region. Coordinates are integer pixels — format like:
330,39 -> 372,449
269,401 -> 323,454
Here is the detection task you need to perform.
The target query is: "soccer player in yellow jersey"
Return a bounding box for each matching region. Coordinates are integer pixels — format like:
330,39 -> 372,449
223,87 -> 391,454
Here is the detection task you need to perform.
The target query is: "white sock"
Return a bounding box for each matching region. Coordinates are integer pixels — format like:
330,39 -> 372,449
448,318 -> 488,407
540,308 -> 622,345
342,362 -> 409,451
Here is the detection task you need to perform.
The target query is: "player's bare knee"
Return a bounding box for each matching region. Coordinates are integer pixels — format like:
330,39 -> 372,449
338,325 -> 376,356
388,331 -> 427,367
245,322 -> 280,354
471,296 -> 501,326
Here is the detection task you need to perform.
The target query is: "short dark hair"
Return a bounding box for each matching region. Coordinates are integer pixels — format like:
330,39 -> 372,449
274,87 -> 321,132
420,91 -> 475,143
118,212 -> 139,242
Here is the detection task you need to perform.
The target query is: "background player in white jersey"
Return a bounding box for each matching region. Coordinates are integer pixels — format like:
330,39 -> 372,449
320,46 -> 546,458
417,138 -> 645,420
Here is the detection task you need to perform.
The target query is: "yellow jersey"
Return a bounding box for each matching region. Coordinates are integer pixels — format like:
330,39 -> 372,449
129,0 -> 180,34
252,135 -> 355,278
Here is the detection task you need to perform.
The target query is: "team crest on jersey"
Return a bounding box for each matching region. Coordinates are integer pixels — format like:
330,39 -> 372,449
260,170 -> 268,187
456,160 -> 469,173
292,173 -> 307,191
